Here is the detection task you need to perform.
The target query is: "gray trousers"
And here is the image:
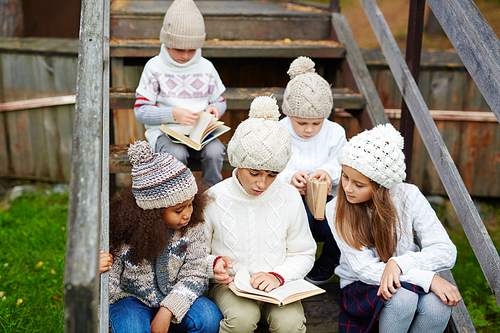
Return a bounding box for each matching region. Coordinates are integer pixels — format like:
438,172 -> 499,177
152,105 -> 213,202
156,134 -> 224,186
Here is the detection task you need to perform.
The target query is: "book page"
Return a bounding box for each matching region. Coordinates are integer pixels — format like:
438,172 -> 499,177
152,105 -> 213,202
189,112 -> 214,143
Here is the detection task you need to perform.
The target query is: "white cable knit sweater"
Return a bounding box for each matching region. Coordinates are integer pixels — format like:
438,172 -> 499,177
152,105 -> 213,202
204,169 -> 317,282
277,117 -> 347,189
327,183 -> 457,292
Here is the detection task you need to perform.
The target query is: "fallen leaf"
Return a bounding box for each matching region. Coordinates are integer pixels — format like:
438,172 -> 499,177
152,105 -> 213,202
0,291 -> 4,297
51,269 -> 56,275
17,298 -> 23,305
36,261 -> 43,268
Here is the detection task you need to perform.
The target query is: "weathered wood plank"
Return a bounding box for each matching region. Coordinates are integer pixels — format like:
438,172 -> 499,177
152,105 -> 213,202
0,37 -> 79,55
360,0 -> 500,314
0,95 -> 75,112
426,0 -> 500,122
331,13 -> 388,127
64,0 -> 105,331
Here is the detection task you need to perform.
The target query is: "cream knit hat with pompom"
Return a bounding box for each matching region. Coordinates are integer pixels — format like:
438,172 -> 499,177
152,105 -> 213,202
227,96 -> 291,173
338,123 -> 406,189
128,141 -> 198,210
160,0 -> 206,50
282,56 -> 333,119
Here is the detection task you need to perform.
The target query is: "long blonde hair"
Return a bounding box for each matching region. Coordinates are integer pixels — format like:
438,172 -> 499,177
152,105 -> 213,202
335,180 -> 400,263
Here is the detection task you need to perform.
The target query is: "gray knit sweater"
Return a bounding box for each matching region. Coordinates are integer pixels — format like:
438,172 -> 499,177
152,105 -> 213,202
109,223 -> 208,323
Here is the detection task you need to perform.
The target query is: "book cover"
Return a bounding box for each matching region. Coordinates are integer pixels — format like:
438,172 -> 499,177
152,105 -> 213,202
159,111 -> 230,151
304,178 -> 328,220
228,267 -> 325,307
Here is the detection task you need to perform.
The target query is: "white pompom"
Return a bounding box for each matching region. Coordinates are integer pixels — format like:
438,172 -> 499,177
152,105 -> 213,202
128,140 -> 153,166
249,95 -> 280,121
287,56 -> 316,79
375,123 -> 404,150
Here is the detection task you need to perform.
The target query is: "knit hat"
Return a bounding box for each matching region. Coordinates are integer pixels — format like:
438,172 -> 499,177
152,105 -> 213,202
227,96 -> 291,173
160,0 -> 206,50
128,141 -> 198,210
282,56 -> 333,119
338,123 -> 406,189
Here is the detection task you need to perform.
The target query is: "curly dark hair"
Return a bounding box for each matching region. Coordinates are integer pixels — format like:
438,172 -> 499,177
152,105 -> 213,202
109,179 -> 209,264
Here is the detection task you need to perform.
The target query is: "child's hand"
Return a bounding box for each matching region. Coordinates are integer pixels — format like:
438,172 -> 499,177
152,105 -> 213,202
291,171 -> 309,195
377,259 -> 402,300
430,275 -> 462,306
205,106 -> 221,119
309,170 -> 332,195
99,250 -> 113,274
151,306 -> 172,333
250,272 -> 280,292
213,256 -> 234,284
172,108 -> 199,125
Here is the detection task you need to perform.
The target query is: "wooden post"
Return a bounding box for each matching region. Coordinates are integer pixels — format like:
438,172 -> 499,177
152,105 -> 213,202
360,0 -> 500,316
64,0 -> 105,331
400,0 -> 425,182
329,0 -> 340,13
0,0 -> 23,37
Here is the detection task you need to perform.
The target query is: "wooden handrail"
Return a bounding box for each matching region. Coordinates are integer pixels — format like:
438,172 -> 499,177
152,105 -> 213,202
64,0 -> 106,331
360,0 -> 500,323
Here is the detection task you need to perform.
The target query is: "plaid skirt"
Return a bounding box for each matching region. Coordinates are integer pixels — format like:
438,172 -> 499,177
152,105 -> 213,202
338,281 -> 425,333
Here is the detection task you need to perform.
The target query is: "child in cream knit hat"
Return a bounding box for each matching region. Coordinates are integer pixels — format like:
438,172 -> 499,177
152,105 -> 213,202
327,124 -> 460,332
203,96 -> 316,333
277,56 -> 347,285
98,141 -> 223,333
134,0 -> 226,186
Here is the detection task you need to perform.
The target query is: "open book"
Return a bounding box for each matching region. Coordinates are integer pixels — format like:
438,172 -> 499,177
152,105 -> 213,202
304,178 -> 328,220
228,267 -> 325,307
159,111 -> 230,151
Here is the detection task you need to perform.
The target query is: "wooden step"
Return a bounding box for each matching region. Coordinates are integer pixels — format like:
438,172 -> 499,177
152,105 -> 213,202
110,0 -> 332,41
109,87 -> 366,111
110,38 -> 345,59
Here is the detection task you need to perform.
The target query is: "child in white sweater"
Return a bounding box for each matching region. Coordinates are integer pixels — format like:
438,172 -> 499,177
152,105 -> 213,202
204,96 -> 317,333
277,56 -> 347,285
134,0 -> 226,186
328,123 -> 461,332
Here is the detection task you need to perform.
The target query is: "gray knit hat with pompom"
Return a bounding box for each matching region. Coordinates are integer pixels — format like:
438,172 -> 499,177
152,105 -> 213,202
160,0 -> 206,50
338,123 -> 406,189
282,56 -> 333,119
227,96 -> 291,173
128,141 -> 198,210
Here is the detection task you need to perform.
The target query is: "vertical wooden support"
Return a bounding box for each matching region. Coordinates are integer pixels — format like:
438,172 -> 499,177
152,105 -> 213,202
400,0 -> 425,182
99,0 -> 110,331
64,0 -> 104,331
359,0 -> 500,314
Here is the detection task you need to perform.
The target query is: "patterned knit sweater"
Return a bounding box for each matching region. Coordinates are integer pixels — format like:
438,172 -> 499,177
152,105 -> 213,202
204,169 -> 317,282
327,183 -> 457,292
108,223 -> 208,324
277,117 -> 347,190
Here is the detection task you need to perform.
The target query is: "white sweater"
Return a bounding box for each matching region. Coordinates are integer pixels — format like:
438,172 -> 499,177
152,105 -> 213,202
277,117 -> 346,190
204,169 -> 317,282
327,183 -> 457,292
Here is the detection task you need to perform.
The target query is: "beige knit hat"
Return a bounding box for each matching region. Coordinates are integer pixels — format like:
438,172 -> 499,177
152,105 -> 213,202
227,96 -> 291,173
160,0 -> 206,50
282,56 -> 333,119
338,123 -> 406,189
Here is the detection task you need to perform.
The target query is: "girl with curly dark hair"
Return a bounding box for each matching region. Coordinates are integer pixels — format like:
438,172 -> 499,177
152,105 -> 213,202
99,140 -> 222,333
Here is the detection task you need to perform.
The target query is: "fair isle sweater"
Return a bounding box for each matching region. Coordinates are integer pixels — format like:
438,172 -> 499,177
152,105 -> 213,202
327,183 -> 457,292
204,169 -> 317,282
108,223 -> 208,324
135,45 -> 226,151
277,117 -> 347,190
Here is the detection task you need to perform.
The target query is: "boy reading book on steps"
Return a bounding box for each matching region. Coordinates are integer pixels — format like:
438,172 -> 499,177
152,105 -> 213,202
204,96 -> 317,333
277,56 -> 347,285
134,0 -> 226,186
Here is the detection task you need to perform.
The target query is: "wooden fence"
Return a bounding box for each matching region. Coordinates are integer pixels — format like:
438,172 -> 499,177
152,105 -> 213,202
0,37 -> 498,197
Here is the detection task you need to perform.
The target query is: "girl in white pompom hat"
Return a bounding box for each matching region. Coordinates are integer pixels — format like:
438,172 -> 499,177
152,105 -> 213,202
328,123 -> 461,332
204,95 -> 316,333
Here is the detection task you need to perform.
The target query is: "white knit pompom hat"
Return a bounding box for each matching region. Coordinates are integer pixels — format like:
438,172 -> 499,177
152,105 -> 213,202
227,95 -> 291,173
338,123 -> 406,189
282,56 -> 333,119
160,0 -> 206,50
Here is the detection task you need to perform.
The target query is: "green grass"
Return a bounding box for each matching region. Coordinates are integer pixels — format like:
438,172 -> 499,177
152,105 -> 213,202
0,191 -> 68,332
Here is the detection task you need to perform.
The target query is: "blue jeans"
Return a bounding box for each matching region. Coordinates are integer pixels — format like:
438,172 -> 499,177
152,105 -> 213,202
109,296 -> 223,333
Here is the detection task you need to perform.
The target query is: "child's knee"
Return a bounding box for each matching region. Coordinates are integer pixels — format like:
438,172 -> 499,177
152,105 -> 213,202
265,302 -> 306,333
220,310 -> 260,333
201,140 -> 224,159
